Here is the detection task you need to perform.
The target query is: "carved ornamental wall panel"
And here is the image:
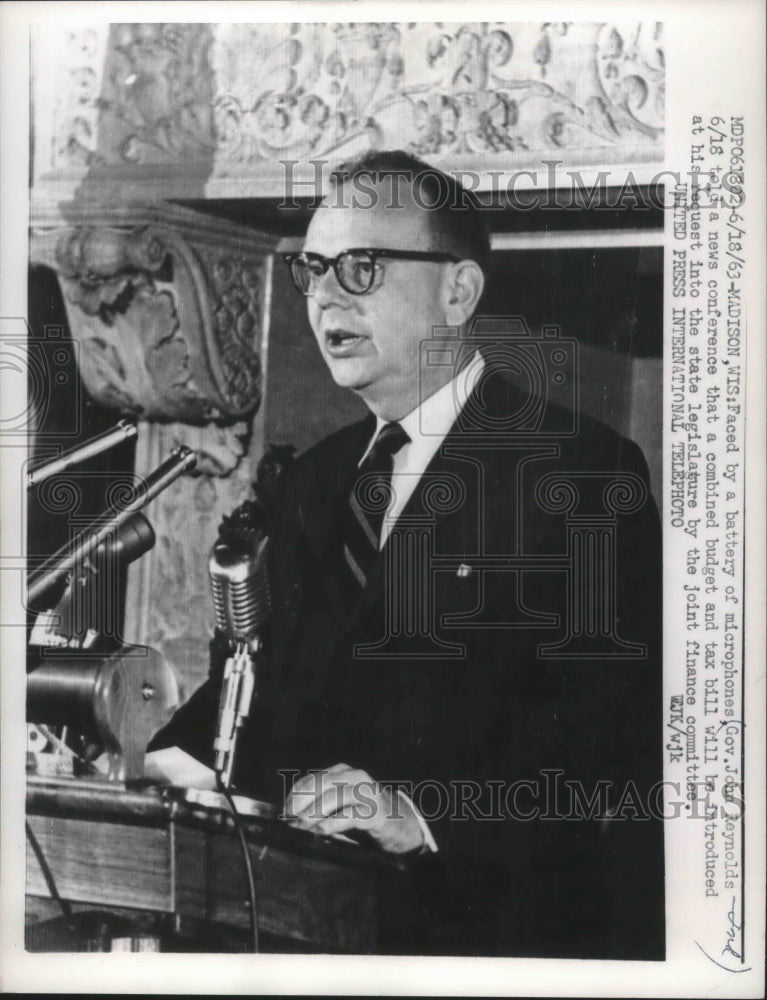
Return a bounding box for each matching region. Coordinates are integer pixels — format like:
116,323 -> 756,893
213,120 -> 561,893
32,20 -> 665,201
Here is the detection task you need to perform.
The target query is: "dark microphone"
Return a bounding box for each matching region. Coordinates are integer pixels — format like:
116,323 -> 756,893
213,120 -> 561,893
28,446 -> 197,606
208,529 -> 271,788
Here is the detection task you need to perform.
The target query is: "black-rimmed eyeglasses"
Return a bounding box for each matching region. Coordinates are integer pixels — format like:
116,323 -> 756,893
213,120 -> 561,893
282,248 -> 460,296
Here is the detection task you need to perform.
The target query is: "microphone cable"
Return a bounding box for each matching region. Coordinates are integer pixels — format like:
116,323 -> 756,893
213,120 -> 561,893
216,773 -> 260,954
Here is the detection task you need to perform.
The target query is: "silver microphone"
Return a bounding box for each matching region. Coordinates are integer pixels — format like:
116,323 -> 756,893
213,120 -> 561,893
208,530 -> 271,788
209,532 -> 271,645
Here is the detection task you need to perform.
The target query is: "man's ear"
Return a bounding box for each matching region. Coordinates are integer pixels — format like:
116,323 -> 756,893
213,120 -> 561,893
443,260 -> 485,326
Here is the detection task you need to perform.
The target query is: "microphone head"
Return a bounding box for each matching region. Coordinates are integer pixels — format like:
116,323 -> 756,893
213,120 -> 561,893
95,512 -> 156,568
208,530 -> 271,643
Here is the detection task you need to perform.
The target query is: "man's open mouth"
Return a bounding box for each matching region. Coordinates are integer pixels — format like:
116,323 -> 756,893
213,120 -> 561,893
325,329 -> 365,348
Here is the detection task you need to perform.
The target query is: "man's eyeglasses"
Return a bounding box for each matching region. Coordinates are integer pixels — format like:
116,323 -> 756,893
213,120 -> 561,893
282,248 -> 460,297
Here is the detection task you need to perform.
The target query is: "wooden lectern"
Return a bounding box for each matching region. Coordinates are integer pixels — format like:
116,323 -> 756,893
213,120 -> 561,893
26,774 -> 394,953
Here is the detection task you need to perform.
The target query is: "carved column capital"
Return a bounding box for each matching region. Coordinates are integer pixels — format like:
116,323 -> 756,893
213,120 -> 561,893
30,203 -> 276,429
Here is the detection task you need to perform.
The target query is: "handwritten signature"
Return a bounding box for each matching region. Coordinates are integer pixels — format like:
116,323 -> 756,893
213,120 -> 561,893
695,897 -> 752,974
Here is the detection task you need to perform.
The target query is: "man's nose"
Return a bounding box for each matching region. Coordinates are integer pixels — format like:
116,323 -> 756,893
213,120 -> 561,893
312,264 -> 349,308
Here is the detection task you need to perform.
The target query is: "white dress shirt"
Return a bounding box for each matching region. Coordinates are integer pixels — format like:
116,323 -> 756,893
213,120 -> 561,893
360,351 -> 486,546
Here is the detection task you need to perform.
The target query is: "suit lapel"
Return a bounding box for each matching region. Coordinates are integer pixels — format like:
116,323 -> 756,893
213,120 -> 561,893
340,372 -> 516,633
342,436 -> 475,632
296,414 -> 375,628
295,371 -> 531,638
298,417 -> 373,556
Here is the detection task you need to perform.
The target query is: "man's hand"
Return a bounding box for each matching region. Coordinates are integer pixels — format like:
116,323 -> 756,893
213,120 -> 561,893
283,763 -> 425,854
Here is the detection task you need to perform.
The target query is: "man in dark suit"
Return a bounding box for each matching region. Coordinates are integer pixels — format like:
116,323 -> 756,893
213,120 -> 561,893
154,151 -> 664,959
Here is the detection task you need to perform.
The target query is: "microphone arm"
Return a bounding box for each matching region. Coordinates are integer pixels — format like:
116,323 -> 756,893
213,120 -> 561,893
27,446 -> 197,606
27,420 -> 138,489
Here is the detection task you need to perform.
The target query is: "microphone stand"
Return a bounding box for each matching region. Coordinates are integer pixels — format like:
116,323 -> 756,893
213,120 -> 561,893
28,447 -> 197,607
27,420 -> 138,489
213,640 -> 260,790
213,640 -> 261,954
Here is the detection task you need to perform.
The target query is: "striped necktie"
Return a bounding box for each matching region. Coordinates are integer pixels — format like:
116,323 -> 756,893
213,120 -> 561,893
343,421 -> 410,588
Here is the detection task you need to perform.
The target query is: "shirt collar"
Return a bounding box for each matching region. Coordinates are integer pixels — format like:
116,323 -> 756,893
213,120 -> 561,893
361,351 -> 486,462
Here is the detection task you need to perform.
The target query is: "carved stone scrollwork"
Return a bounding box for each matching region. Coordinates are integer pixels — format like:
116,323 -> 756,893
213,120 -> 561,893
49,225 -> 206,419
30,209 -> 273,431
205,254 -> 263,416
169,422 -> 251,478
33,20 -> 665,199
53,226 -> 168,310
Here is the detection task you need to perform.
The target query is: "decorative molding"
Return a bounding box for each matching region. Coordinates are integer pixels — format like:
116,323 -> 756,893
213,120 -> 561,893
196,250 -> 264,417
29,206 -> 275,427
32,21 -> 665,200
